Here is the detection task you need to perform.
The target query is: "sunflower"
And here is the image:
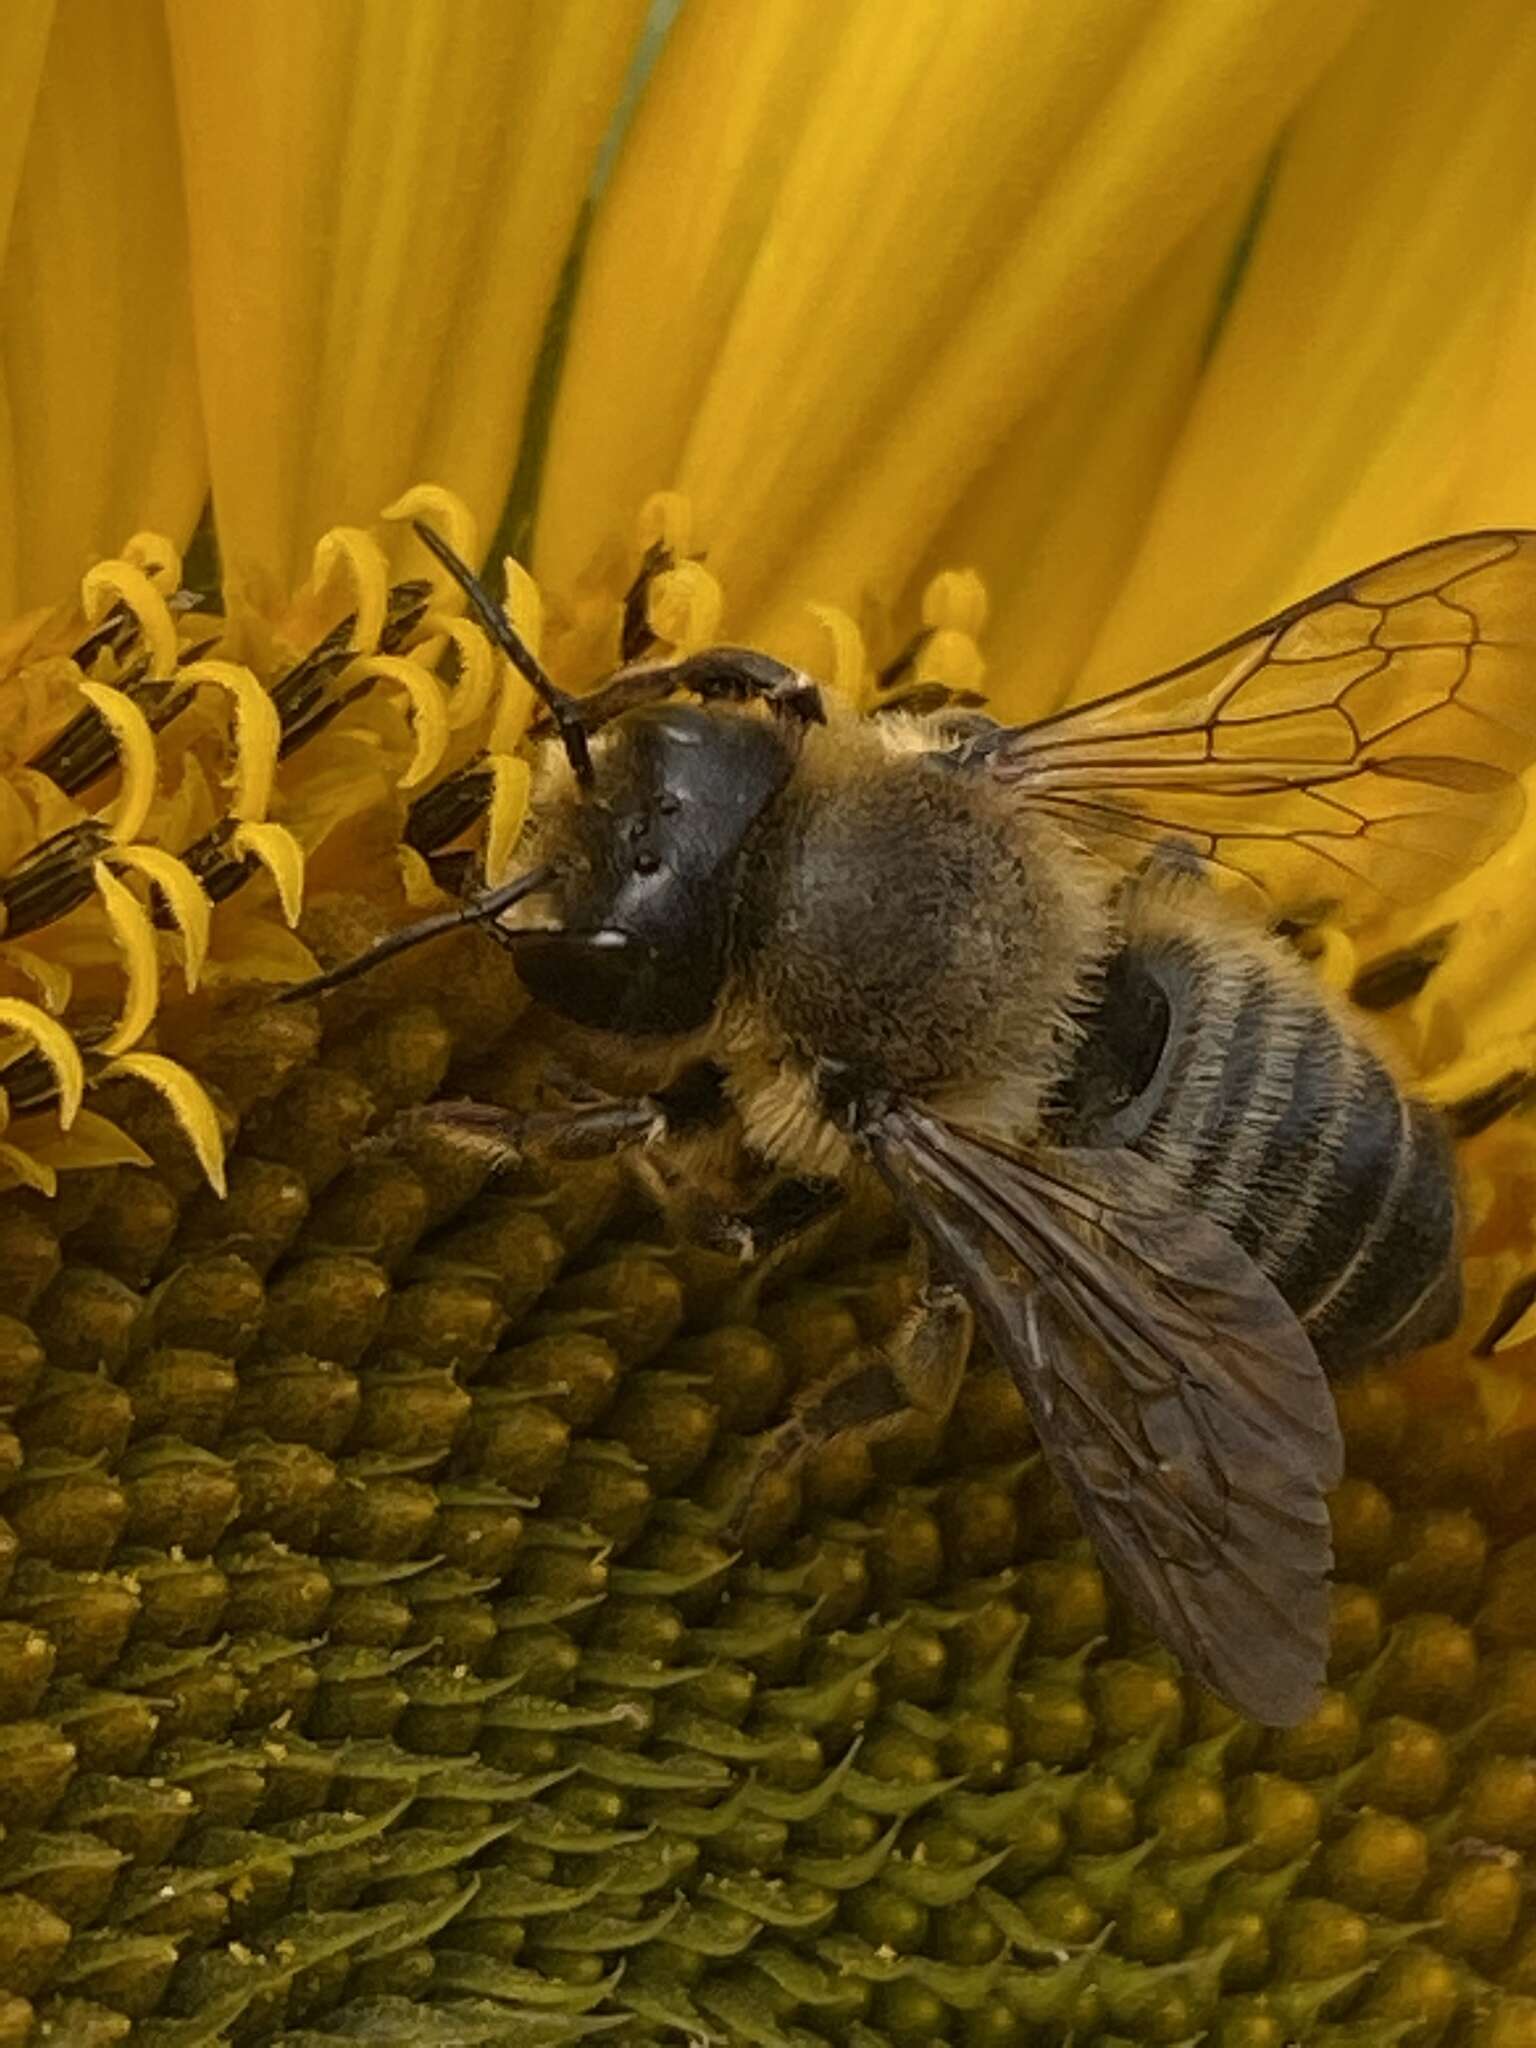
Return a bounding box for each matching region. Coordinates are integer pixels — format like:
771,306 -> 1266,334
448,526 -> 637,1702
1,2 -> 1535,2044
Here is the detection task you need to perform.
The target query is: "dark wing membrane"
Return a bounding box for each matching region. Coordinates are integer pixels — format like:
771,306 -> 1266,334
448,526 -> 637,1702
970,531 -> 1536,920
869,1104 -> 1342,1724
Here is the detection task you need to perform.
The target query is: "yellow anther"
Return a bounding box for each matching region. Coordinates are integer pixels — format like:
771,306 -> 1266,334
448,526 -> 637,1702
485,754 -> 532,884
806,603 -> 870,707
80,558 -> 180,678
181,660 -> 281,822
383,484 -> 479,590
120,531 -> 183,596
638,491 -> 695,557
0,998 -> 85,1128
93,861 -> 161,1055
76,680 -> 158,844
922,568 -> 989,639
423,615 -> 498,732
337,652 -> 450,790
109,845 -> 213,990
648,562 -> 724,655
231,822 -> 306,927
312,526 -> 390,653
97,1050 -> 226,1196
0,946 -> 72,1015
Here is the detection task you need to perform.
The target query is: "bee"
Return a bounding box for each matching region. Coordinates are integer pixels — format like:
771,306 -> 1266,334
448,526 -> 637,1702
287,523 -> 1536,1725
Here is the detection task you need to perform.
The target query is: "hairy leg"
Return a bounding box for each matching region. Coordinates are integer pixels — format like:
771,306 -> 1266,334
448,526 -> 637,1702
726,1274 -> 974,1542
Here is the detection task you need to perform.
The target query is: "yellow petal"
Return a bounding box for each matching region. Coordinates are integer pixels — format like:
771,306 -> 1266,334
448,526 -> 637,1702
0,995 -> 84,1127
1086,0 -> 1536,686
915,188 -> 1254,719
539,0 -> 1371,659
166,0 -> 649,610
0,1 -> 204,616
98,1049 -> 226,1196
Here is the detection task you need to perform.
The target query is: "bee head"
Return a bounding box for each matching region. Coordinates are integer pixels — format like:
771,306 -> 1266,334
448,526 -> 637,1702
278,526 -> 800,1037
521,702 -> 793,1036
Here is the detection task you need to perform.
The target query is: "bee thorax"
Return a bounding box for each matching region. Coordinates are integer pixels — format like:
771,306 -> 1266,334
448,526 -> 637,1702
725,724 -> 1109,1149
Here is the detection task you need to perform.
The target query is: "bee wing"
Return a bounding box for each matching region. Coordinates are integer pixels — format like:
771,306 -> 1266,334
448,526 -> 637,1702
868,1103 -> 1342,1723
969,530 -> 1536,920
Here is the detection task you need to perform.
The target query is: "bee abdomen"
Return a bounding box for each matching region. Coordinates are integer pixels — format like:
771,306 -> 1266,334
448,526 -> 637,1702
1268,1041 -> 1460,1368
1050,935 -> 1460,1373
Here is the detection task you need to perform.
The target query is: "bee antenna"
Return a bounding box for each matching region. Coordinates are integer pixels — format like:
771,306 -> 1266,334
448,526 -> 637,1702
277,862 -> 556,1003
411,521 -> 594,788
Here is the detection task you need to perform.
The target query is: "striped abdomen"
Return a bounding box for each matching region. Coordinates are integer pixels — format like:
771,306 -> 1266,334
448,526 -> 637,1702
1050,921 -> 1461,1373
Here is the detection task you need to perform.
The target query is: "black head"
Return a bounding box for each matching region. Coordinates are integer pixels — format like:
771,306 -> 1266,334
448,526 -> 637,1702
514,702 -> 793,1036
276,527 -> 808,1035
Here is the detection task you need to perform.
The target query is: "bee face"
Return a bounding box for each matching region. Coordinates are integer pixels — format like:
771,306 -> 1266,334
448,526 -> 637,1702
515,702 -> 794,1039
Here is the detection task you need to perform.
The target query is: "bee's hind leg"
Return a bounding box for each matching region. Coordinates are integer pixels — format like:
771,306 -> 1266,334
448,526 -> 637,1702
723,1262 -> 973,1548
399,1059 -> 732,1174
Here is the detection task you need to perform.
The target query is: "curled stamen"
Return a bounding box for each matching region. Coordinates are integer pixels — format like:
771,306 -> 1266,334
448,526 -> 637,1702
231,821 -> 306,926
807,603 -> 871,707
0,997 -> 85,1127
92,860 -> 162,1054
336,652 -> 450,789
383,485 -> 479,590
425,616 -> 498,733
98,1049 -> 227,1196
182,660 -> 282,822
0,944 -> 72,1014
120,531 -> 184,595
917,567 -> 989,693
109,845 -> 214,989
638,491 -> 695,557
485,754 -> 532,885
75,680 -> 159,843
648,561 -> 724,656
311,526 -> 389,653
489,557 -> 543,755
81,558 -> 180,679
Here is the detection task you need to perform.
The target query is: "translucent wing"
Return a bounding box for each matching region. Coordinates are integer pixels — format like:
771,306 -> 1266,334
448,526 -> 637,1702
869,1103 -> 1342,1724
970,531 -> 1536,918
